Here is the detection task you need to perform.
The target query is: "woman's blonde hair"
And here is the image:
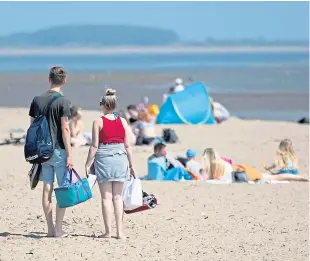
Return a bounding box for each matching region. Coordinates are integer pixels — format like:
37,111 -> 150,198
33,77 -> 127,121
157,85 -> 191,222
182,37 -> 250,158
201,148 -> 226,179
275,139 -> 297,169
100,88 -> 118,110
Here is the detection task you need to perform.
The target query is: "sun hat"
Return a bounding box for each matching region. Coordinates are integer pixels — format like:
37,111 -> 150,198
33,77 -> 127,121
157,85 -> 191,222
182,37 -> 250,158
186,149 -> 197,158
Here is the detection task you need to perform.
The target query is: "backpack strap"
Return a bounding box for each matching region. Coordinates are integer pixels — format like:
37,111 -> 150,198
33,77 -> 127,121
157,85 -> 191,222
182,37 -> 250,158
33,93 -> 63,118
43,93 -> 63,116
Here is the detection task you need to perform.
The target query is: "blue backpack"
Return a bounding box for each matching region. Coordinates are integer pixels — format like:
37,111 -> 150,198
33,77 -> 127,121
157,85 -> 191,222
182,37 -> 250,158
24,94 -> 62,164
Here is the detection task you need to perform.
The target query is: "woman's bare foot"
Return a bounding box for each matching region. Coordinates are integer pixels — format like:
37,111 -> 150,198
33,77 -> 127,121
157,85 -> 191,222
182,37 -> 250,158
98,233 -> 111,239
117,232 -> 124,239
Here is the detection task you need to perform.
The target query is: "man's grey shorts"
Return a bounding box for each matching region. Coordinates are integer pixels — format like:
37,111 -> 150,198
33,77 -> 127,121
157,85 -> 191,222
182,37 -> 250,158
40,149 -> 67,185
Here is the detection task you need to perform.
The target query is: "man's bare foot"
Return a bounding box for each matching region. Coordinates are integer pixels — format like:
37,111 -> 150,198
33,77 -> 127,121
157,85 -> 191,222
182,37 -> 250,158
55,231 -> 68,238
98,233 -> 111,238
47,228 -> 55,238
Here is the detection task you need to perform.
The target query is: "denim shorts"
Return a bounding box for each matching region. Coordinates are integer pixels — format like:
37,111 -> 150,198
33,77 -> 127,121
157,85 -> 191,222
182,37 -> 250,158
40,149 -> 67,185
277,169 -> 299,175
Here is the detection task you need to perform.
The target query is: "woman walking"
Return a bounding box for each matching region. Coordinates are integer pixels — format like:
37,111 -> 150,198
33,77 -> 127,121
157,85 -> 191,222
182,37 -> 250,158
85,88 -> 135,239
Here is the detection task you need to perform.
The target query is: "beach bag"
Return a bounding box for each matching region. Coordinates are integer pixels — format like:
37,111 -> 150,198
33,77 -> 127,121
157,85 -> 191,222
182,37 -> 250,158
162,128 -> 178,144
87,174 -> 97,189
125,191 -> 158,214
123,178 -> 143,210
54,168 -> 92,208
24,94 -> 62,164
232,170 -> 249,183
232,164 -> 262,181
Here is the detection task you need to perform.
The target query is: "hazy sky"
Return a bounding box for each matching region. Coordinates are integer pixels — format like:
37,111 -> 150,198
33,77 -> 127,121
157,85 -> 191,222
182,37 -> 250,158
0,1 -> 308,41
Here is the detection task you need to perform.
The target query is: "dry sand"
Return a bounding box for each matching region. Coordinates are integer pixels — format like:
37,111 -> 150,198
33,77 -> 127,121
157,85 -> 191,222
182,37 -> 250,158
0,108 -> 309,261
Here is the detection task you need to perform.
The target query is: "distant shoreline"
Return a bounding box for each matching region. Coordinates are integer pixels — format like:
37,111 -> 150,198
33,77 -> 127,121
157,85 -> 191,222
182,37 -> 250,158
0,45 -> 308,55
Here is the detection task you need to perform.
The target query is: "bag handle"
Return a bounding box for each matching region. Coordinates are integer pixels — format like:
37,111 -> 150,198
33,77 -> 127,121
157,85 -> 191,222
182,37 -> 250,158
71,168 -> 92,199
61,168 -> 90,197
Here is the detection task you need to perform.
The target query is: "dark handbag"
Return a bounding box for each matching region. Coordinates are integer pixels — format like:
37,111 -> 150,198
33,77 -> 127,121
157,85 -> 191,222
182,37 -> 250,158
232,171 -> 249,183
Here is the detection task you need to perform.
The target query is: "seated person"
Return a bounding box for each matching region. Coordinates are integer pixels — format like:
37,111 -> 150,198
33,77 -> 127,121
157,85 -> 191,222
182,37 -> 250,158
134,109 -> 157,145
148,143 -> 192,181
177,149 -> 205,179
148,143 -> 183,170
162,86 -> 175,103
210,97 -> 230,124
69,106 -> 88,147
201,148 -> 233,183
126,104 -> 139,125
264,139 -> 299,175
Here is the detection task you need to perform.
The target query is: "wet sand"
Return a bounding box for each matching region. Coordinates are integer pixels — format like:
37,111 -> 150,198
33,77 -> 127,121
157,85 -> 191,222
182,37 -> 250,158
0,68 -> 308,121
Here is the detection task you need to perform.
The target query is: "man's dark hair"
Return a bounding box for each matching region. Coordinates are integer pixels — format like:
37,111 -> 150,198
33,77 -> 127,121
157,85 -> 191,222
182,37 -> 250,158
127,104 -> 137,111
49,66 -> 67,85
154,142 -> 166,153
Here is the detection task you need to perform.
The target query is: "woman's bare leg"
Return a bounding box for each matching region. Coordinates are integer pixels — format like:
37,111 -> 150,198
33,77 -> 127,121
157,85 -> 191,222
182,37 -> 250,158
262,173 -> 308,182
112,182 -> 125,239
99,182 -> 113,238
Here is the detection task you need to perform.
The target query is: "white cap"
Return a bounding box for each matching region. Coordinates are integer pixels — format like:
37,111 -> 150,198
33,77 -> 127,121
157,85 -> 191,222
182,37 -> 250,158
175,78 -> 183,85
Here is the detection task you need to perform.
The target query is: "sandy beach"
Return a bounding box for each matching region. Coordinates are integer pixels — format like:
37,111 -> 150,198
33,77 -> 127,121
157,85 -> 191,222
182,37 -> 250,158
0,107 -> 308,261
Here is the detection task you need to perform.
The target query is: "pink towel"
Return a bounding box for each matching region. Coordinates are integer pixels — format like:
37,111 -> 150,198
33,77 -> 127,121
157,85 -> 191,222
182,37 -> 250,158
221,157 -> 232,165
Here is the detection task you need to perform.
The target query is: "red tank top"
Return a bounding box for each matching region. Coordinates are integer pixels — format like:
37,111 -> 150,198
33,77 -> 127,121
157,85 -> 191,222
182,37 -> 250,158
99,116 -> 125,144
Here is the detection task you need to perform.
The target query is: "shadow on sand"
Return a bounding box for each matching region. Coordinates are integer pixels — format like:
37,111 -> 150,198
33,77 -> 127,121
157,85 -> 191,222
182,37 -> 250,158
0,231 -> 96,239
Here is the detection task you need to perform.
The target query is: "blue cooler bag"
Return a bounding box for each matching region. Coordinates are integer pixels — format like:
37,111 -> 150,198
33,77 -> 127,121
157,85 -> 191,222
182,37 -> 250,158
55,168 -> 92,208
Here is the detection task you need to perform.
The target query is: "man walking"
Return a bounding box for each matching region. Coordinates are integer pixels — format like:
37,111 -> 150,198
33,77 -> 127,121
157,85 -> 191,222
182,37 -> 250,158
28,66 -> 72,237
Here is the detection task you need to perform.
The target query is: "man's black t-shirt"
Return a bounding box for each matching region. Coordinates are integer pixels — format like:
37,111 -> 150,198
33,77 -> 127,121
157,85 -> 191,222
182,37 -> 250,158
29,90 -> 71,149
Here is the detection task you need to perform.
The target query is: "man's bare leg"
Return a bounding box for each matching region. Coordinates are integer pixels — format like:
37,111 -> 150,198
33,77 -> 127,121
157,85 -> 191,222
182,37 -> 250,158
42,183 -> 55,237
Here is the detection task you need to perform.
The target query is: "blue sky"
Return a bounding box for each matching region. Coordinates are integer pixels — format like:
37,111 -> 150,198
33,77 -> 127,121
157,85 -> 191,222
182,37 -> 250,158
0,1 -> 308,41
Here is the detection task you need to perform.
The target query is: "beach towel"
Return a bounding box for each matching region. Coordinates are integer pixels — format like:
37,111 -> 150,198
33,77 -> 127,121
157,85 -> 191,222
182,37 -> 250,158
232,164 -> 262,181
145,157 -> 192,181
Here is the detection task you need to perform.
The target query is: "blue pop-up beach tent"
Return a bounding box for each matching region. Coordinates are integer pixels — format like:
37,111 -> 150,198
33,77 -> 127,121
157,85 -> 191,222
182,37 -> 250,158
156,82 -> 215,124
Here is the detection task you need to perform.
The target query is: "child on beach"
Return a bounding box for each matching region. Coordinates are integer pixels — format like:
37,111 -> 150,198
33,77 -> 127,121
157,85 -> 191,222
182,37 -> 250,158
69,106 -> 90,147
264,139 -> 299,175
177,149 -> 205,180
